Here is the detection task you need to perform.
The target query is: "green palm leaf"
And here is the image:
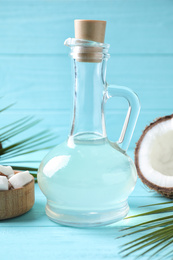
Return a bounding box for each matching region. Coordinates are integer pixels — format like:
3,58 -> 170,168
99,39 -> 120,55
0,103 -> 56,181
119,201 -> 173,258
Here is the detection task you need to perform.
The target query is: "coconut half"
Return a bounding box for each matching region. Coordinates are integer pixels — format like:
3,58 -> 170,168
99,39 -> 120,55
135,114 -> 173,198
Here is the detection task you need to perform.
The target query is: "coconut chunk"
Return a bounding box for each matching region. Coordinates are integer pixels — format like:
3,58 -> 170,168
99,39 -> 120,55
135,114 -> 173,198
9,171 -> 33,189
0,176 -> 8,190
0,165 -> 14,179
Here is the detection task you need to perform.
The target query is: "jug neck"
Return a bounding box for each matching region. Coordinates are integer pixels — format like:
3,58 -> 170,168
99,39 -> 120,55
70,59 -> 108,141
64,38 -> 110,141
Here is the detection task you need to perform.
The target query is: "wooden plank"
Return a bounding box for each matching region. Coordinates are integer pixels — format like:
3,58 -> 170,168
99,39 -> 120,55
0,52 -> 172,147
0,110 -> 172,150
0,226 -> 155,259
1,55 -> 173,111
0,0 -> 173,54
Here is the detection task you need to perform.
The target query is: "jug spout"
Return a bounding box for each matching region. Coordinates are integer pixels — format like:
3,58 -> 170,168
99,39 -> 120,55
64,37 -> 110,63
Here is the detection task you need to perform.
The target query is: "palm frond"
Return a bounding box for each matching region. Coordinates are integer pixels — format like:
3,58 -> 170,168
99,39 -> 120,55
0,103 -> 56,180
0,132 -> 54,157
0,118 -> 41,142
0,103 -> 15,113
139,201 -> 173,207
119,201 -> 173,259
0,116 -> 31,131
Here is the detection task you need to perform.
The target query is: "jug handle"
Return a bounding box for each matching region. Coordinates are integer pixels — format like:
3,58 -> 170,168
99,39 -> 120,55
106,84 -> 140,151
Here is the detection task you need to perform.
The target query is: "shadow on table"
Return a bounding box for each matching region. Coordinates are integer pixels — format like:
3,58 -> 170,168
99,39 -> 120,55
0,199 -> 47,225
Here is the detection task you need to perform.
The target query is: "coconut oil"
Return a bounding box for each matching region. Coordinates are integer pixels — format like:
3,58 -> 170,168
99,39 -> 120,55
38,136 -> 137,226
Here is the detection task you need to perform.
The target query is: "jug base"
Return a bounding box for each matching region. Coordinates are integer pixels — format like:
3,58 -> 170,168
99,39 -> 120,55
45,200 -> 129,227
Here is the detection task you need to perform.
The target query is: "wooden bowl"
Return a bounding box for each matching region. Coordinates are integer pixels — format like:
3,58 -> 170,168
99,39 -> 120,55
0,172 -> 35,220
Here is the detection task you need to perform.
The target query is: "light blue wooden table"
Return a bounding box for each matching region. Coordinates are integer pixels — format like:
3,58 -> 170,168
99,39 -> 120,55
0,0 -> 173,259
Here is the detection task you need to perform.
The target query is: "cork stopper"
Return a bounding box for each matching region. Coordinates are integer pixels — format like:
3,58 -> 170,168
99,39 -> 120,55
75,20 -> 106,43
74,20 -> 106,62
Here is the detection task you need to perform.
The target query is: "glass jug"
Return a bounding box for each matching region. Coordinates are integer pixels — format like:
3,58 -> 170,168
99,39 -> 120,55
38,37 -> 140,227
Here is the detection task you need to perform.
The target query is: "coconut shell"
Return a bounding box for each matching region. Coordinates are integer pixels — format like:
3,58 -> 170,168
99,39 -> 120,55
135,114 -> 173,198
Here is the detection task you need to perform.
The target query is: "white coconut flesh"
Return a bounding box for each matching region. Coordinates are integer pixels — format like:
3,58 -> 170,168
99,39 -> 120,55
138,118 -> 173,188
